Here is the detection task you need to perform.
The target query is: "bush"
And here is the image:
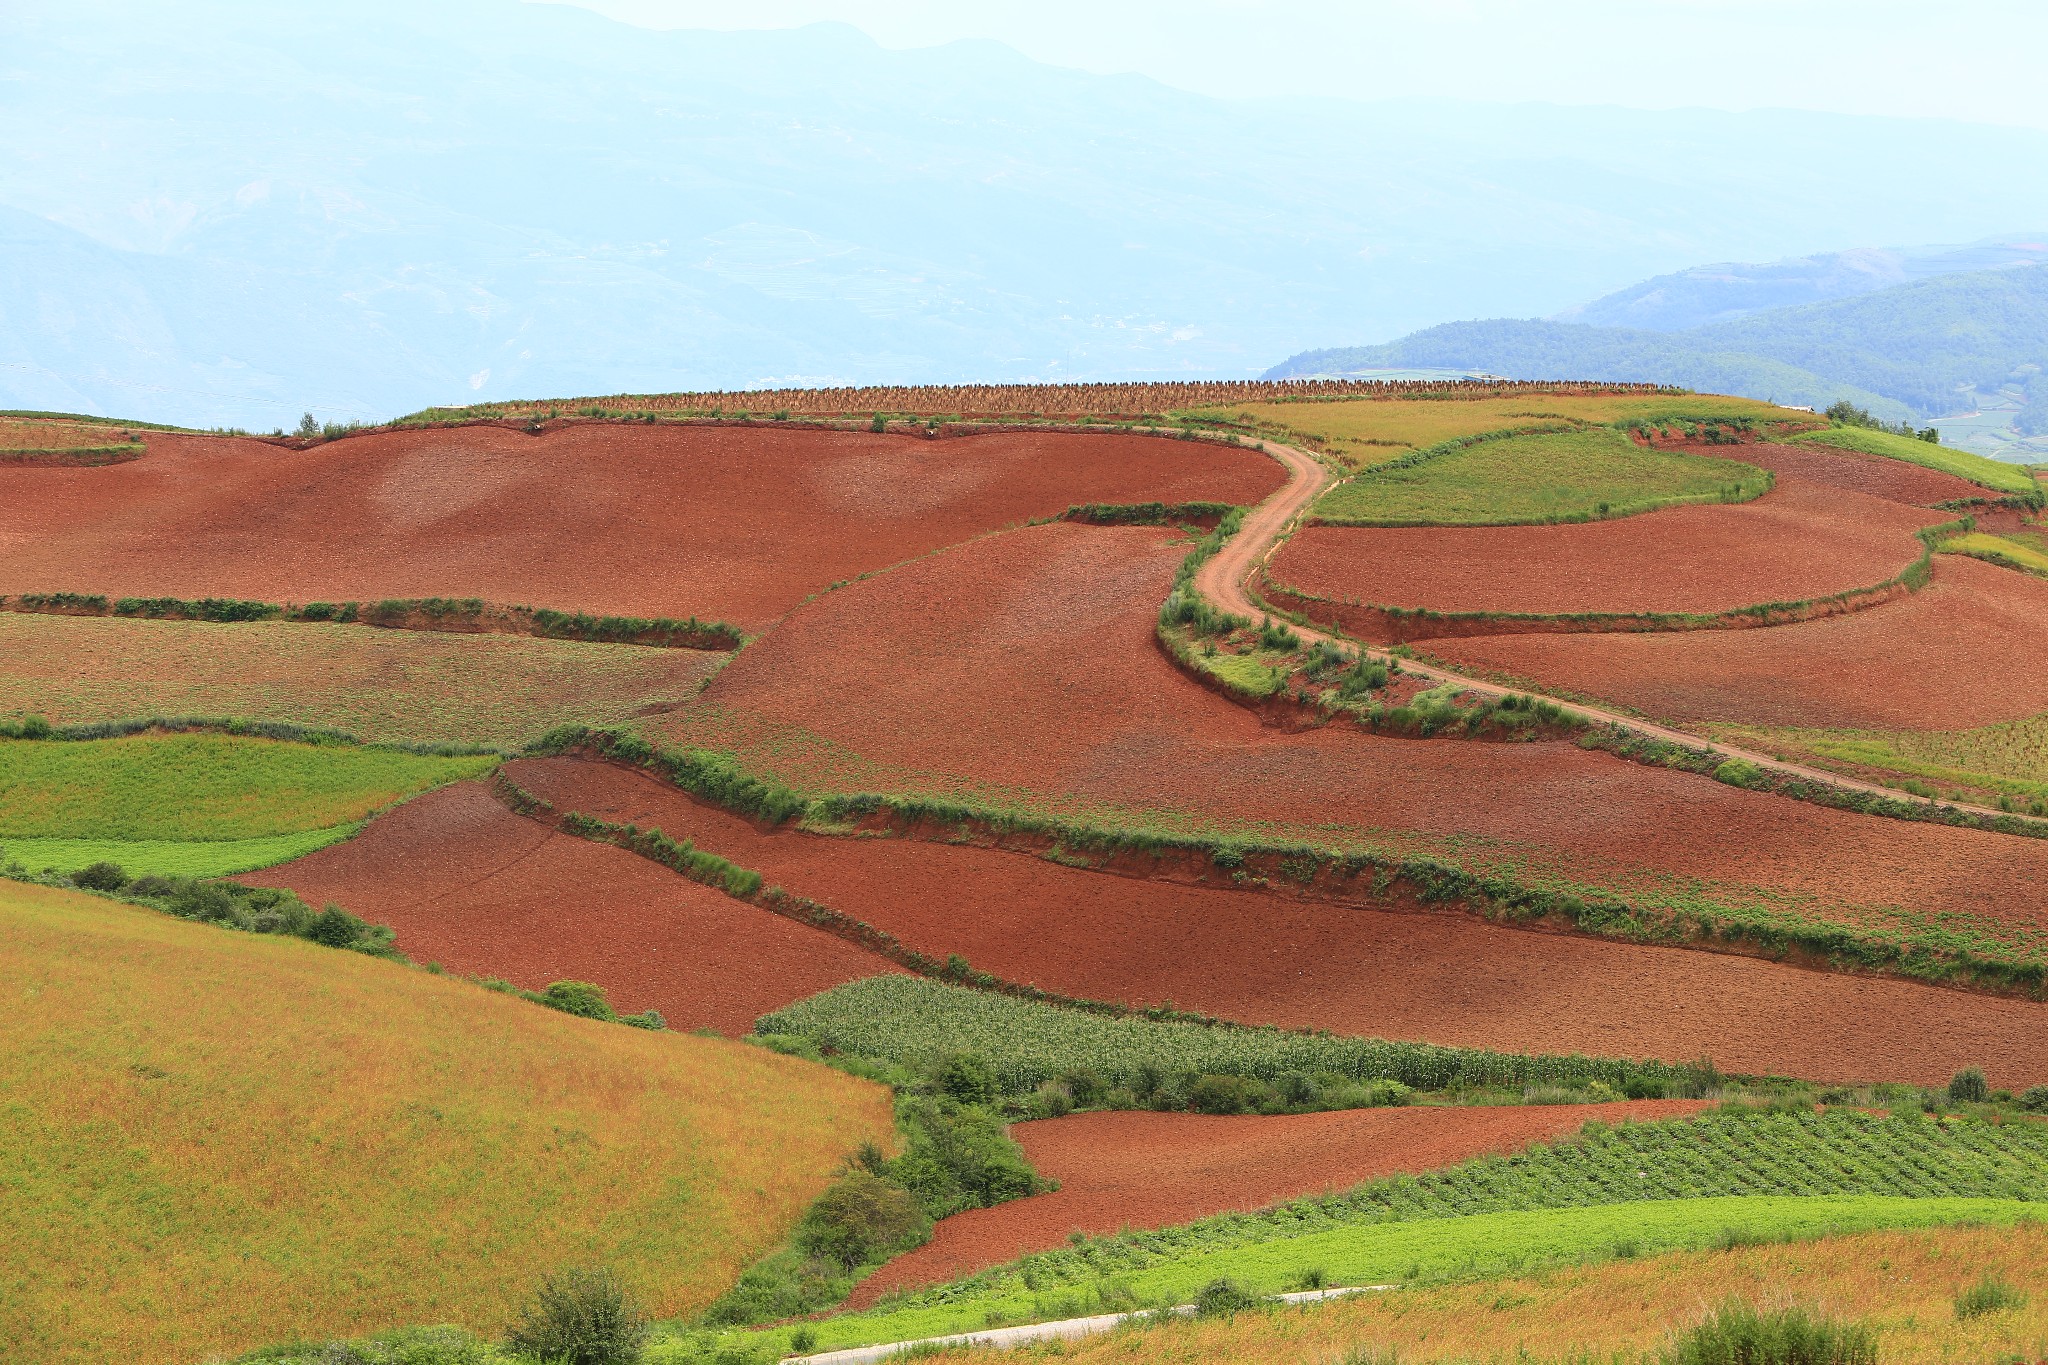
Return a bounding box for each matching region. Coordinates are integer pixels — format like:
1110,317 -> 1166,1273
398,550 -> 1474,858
306,904 -> 374,949
70,860 -> 130,892
2020,1085 -> 2048,1113
1668,1300 -> 1875,1365
1947,1067 -> 1990,1104
1189,1073 -> 1271,1115
1193,1277 -> 1261,1317
538,980 -> 620,1022
939,1054 -> 998,1106
796,1171 -> 929,1268
888,1097 -> 1045,1217
1713,759 -> 1767,791
504,1266 -> 648,1365
1955,1271 -> 2027,1319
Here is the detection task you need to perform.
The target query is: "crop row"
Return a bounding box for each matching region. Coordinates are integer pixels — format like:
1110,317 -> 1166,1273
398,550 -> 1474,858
758,975 -> 1714,1098
868,1107 -> 2048,1309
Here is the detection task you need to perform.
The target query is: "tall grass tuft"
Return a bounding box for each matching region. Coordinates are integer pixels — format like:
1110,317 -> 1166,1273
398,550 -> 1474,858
1667,1299 -> 1876,1365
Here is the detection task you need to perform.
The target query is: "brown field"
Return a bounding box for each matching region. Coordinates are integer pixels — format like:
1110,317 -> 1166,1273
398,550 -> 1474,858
243,781 -> 901,1033
0,611 -> 719,747
501,758 -> 2048,1088
847,1102 -> 1708,1303
0,424 -> 1279,631
655,522 -> 2048,957
1434,554 -> 2048,731
1729,439 -> 1992,505
911,1224 -> 2048,1365
1270,477 -> 1936,622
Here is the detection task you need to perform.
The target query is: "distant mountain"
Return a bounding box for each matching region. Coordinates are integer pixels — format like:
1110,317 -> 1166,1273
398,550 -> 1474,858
1268,263 -> 2048,428
1555,234 -> 2048,331
11,0 -> 2048,427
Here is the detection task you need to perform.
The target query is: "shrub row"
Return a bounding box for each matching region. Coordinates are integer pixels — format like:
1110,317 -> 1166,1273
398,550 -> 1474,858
0,712 -> 500,758
1062,500 -> 1237,526
0,592 -> 744,650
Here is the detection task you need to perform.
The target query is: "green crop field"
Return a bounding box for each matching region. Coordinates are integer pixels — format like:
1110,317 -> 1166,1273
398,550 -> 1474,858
0,732 -> 494,876
761,976 -> 1703,1099
0,613 -> 727,749
1310,427 -> 1771,525
689,1098 -> 2048,1357
0,880 -> 893,1365
1791,426 -> 2041,497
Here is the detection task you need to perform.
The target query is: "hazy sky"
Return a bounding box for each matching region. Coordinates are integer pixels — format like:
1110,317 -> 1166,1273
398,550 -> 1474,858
559,0 -> 2048,130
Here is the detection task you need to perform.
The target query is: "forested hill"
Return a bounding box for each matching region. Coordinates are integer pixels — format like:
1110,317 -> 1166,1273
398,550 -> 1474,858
1270,263 -> 2048,425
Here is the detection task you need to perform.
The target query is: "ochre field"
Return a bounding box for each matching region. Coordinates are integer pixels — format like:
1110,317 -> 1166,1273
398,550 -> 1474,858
911,1223 -> 2048,1365
0,880 -> 892,1364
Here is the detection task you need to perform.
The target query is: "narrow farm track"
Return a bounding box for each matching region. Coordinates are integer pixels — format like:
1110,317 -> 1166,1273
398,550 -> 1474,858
1205,439 -> 2046,830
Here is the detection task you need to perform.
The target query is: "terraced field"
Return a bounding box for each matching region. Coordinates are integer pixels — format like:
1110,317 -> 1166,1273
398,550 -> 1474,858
13,388 -> 2048,1365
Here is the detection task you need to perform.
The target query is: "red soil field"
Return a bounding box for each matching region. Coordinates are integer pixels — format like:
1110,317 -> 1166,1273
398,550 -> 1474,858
0,424 -> 1280,631
850,1101 -> 1709,1303
1433,555 -> 2048,730
503,758 -> 2048,1089
1704,440 -> 1989,507
1270,477 -> 1936,621
242,781 -> 900,1034
656,522 -> 2048,950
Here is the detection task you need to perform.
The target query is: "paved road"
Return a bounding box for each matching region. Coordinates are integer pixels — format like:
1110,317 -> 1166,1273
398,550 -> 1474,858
1196,438 -> 2037,828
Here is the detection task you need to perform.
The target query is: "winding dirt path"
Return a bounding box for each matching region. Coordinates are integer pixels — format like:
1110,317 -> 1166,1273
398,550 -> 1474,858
1200,440 -> 2041,829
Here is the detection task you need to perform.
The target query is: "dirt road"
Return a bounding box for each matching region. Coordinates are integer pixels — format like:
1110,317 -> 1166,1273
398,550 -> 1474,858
1200,439 -> 2039,828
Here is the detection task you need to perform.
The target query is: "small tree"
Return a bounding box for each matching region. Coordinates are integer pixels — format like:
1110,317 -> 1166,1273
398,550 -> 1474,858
1948,1067 -> 1990,1104
295,412 -> 320,439
505,1266 -> 648,1365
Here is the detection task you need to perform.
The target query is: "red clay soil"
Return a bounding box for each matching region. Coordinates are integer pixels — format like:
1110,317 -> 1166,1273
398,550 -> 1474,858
1433,554 -> 2048,731
655,521 -> 2048,948
1707,440 -> 1992,507
1271,477 -> 1937,621
240,781 -> 901,1033
0,424 -> 1280,631
503,758 -> 2048,1090
848,1102 -> 1709,1303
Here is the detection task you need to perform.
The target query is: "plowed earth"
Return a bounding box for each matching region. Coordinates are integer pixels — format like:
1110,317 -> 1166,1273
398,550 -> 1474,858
1705,440 -> 1989,507
1271,477 -> 1936,619
847,1102 -> 1710,1304
1434,555 -> 2048,731
0,426 -> 1279,630
656,522 -> 2048,951
0,612 -> 718,748
242,781 -> 900,1033
502,759 -> 2048,1089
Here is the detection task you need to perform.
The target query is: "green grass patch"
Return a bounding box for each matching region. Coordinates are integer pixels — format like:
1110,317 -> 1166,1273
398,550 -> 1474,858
699,1195 -> 2039,1359
0,732 -> 495,840
1943,530 -> 2048,577
0,828 -> 357,878
1791,426 -> 2040,498
1722,710 -> 2048,811
1312,427 -> 1770,526
1200,651 -> 1288,698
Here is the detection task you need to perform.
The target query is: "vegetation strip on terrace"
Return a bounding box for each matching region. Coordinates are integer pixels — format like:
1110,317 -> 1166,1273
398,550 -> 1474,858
522,723 -> 2048,1000
1712,710 -> 2048,816
691,1099 -> 2048,1360
0,591 -> 745,650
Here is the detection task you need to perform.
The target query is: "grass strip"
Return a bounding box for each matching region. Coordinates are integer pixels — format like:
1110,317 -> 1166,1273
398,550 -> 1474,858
0,827 -> 358,878
693,1194 -> 2042,1360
